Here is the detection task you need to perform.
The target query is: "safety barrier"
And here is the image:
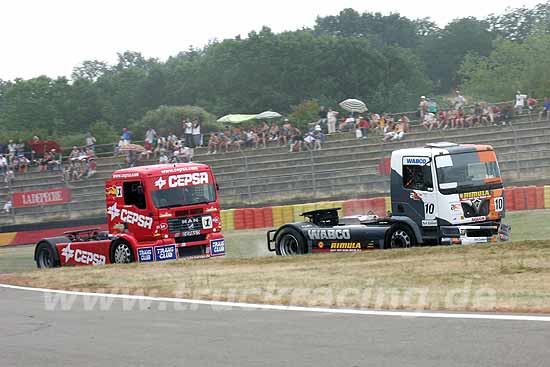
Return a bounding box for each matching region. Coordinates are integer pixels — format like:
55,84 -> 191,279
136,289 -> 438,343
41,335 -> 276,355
218,185 -> 550,231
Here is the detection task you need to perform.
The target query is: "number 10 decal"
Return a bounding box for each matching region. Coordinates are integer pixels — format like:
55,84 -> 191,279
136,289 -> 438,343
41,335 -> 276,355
494,197 -> 504,212
425,203 -> 435,215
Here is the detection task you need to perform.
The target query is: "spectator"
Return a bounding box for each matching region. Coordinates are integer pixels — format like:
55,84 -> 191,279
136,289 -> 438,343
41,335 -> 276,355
515,91 -> 527,114
422,112 -> 437,131
87,157 -> 97,178
318,106 -> 328,133
268,122 -> 280,142
289,127 -> 303,152
540,96 -> 550,120
437,110 -> 448,129
0,154 -> 7,175
398,115 -> 410,133
183,119 -> 193,147
356,115 -> 369,140
527,95 -> 537,119
4,168 -> 14,185
280,119 -> 292,145
259,121 -> 269,148
7,140 -> 16,164
418,96 -> 428,119
159,149 -> 169,164
192,119 -> 201,147
427,98 -> 438,114
454,91 -> 466,109
303,132 -> 318,150
207,133 -> 220,154
456,107 -> 465,128
3,197 -> 12,214
167,131 -> 178,150
327,108 -> 339,134
503,104 -> 514,125
121,127 -> 132,144
145,127 -> 157,145
85,132 -> 97,152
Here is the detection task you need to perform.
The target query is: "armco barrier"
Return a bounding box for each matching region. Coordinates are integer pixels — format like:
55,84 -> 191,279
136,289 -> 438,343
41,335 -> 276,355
513,187 -> 526,211
526,186 -> 537,210
536,186 -> 545,210
504,188 -> 515,211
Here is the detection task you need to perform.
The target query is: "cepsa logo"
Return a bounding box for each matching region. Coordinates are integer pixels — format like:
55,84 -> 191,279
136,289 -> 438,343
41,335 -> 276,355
154,172 -> 209,189
61,243 -> 106,265
107,203 -> 153,229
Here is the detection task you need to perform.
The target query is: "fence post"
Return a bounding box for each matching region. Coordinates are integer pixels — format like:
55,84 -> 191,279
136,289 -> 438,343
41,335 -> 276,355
510,121 -> 521,180
310,148 -> 317,197
240,150 -> 252,201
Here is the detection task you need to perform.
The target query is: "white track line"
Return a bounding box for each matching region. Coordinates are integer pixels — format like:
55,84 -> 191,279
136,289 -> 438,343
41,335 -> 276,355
1,283 -> 549,322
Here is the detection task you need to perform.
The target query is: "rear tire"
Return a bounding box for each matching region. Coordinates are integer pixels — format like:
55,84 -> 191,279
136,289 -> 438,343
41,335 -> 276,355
386,224 -> 416,249
36,243 -> 59,269
275,227 -> 306,256
112,240 -> 134,264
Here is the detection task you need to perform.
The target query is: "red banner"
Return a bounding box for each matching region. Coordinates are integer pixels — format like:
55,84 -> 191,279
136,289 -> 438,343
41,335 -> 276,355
13,188 -> 73,208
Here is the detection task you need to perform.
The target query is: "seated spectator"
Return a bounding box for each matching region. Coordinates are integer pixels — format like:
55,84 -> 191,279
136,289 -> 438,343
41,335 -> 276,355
370,113 -> 380,130
437,110 -> 448,129
455,107 -> 465,128
540,96 -> 550,120
418,96 -> 428,119
159,149 -> 169,164
219,133 -> 231,153
398,115 -> 410,133
527,95 -> 537,118
231,132 -> 243,151
422,112 -> 437,131
289,128 -> 303,152
268,122 -> 280,142
87,157 -> 97,178
207,133 -> 219,154
280,119 -> 292,145
427,98 -> 438,115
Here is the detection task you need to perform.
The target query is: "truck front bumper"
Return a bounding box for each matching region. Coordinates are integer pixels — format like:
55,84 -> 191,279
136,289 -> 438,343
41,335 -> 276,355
440,223 -> 511,245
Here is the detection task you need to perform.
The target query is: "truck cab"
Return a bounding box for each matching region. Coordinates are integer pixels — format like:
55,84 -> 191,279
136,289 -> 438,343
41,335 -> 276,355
105,163 -> 225,260
390,142 -> 506,245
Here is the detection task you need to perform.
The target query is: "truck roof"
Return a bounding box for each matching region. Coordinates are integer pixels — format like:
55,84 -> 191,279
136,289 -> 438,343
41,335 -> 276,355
111,163 -> 211,179
393,143 -> 494,158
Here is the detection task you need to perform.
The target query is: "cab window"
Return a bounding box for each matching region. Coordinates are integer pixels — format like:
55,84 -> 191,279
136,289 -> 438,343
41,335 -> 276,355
403,164 -> 433,191
123,181 -> 147,209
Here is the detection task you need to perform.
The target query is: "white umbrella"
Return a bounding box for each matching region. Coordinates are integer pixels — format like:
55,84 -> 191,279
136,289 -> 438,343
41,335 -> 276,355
255,111 -> 282,120
216,114 -> 256,124
339,98 -> 368,113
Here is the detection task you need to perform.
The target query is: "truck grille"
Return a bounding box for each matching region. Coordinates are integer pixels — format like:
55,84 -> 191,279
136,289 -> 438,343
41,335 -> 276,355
168,216 -> 203,234
461,199 -> 489,218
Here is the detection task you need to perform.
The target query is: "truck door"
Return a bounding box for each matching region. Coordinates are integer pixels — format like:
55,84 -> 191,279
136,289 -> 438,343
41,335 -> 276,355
117,180 -> 154,240
401,157 -> 438,228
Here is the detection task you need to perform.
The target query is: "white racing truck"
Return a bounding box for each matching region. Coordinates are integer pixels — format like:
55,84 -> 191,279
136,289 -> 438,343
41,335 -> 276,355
268,142 -> 511,255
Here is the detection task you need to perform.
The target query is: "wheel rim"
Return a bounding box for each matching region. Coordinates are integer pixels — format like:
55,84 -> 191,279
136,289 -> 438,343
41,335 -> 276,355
114,243 -> 132,263
391,230 -> 411,248
280,234 -> 299,256
38,248 -> 52,268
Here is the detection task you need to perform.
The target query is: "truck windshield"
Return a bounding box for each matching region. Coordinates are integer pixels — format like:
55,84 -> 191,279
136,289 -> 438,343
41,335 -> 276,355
435,151 -> 502,194
151,184 -> 216,208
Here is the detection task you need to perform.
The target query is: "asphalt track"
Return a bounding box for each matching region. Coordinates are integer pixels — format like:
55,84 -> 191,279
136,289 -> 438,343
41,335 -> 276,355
1,286 -> 549,367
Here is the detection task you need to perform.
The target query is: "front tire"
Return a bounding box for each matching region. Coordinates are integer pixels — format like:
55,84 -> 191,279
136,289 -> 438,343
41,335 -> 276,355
275,227 -> 306,256
36,243 -> 59,269
386,224 -> 417,249
112,241 -> 134,264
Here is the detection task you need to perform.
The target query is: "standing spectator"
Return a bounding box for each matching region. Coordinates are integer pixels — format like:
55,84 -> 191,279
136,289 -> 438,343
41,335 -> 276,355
167,131 -> 178,150
427,98 -> 438,114
540,96 -> 550,120
318,106 -> 328,133
259,121 -> 269,148
515,91 -> 527,114
121,127 -> 132,144
192,119 -> 201,147
0,154 -> 7,175
527,95 -> 538,119
3,197 -> 12,214
418,96 -> 428,119
85,132 -> 96,152
356,115 -> 369,140
7,140 -> 16,164
183,119 -> 193,147
454,91 -> 466,109
69,146 -> 80,159
145,127 -> 157,145
327,108 -> 339,134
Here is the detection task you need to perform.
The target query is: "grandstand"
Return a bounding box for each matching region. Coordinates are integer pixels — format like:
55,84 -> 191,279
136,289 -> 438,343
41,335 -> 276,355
1,114 -> 549,225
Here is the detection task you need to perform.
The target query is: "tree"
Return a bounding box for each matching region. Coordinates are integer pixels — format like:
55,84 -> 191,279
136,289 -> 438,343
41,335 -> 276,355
420,17 -> 495,92
486,1 -> 550,41
459,32 -> 550,101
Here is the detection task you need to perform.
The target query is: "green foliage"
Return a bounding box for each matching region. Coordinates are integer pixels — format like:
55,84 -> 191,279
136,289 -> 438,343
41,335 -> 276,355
289,100 -> 320,128
486,2 -> 550,41
459,32 -> 550,101
89,120 -> 118,145
131,105 -> 216,139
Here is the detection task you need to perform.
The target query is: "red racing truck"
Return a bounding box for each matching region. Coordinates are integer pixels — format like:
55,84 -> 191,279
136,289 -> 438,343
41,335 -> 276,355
34,163 -> 225,268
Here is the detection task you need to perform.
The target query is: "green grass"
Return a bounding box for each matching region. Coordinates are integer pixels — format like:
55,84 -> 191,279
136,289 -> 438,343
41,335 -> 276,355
0,209 -> 548,274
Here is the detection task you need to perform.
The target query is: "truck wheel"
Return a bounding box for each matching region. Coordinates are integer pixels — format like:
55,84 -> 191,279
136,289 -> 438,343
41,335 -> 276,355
386,224 -> 416,249
36,243 -> 58,269
276,228 -> 306,256
112,241 -> 134,264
